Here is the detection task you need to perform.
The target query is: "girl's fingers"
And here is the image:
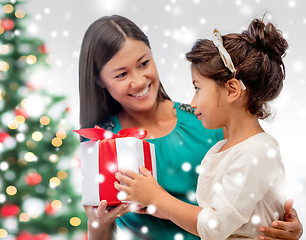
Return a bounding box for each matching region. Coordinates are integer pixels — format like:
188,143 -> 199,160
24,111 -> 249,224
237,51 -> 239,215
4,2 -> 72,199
139,166 -> 151,177
115,172 -> 134,185
114,181 -> 130,193
119,167 -> 139,179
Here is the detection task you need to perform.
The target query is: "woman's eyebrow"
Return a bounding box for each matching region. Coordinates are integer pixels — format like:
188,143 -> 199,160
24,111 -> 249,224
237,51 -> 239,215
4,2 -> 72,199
111,54 -> 148,73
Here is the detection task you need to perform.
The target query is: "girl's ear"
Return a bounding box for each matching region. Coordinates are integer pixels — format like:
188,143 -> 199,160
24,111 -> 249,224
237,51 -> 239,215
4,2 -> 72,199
225,78 -> 242,103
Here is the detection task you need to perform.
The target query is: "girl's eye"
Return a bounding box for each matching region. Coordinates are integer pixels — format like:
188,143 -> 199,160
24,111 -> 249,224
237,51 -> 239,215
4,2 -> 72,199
115,72 -> 127,79
194,87 -> 199,93
139,60 -> 149,68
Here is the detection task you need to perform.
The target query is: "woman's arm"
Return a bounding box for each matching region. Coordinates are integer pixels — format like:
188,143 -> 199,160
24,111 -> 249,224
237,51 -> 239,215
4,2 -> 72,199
258,199 -> 303,240
84,200 -> 130,240
115,166 -> 202,236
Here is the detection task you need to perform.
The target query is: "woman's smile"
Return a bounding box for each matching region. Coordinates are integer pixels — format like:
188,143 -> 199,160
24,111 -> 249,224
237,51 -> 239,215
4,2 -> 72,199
129,84 -> 150,99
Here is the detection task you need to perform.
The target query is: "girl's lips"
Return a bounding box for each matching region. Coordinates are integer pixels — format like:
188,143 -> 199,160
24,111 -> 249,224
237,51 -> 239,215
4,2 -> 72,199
195,113 -> 202,119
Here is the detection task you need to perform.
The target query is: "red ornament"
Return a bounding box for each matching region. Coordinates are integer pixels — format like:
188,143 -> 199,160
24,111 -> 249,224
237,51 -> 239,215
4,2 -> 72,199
26,81 -> 43,90
16,232 -> 32,240
0,18 -> 15,31
45,202 -> 54,215
34,233 -> 50,240
15,108 -> 29,119
17,232 -> 50,240
45,202 -> 60,215
0,132 -> 10,143
0,204 -> 20,218
25,172 -> 42,186
38,44 -> 48,54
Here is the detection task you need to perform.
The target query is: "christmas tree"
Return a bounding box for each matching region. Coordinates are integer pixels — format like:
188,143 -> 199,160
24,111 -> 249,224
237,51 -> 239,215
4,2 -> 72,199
0,0 -> 87,239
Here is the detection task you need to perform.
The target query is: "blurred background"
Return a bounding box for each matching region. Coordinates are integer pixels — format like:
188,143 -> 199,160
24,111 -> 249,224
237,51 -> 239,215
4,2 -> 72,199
1,0 -> 305,239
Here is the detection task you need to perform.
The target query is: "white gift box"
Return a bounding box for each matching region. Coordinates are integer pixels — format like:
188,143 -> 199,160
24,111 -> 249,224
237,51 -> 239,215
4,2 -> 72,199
80,137 -> 156,206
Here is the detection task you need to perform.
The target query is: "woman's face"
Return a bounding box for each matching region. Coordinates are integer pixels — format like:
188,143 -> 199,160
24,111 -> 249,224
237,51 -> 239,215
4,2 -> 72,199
99,38 -> 160,114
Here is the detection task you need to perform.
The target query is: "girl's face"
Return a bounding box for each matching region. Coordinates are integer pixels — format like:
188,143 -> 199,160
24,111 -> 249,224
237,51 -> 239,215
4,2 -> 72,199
99,38 -> 160,114
190,68 -> 228,129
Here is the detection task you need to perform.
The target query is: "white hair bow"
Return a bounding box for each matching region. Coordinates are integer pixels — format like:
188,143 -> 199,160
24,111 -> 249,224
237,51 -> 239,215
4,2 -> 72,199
212,29 -> 246,90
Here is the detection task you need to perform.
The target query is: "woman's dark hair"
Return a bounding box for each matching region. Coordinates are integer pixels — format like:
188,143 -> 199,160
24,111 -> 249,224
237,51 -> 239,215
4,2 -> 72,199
79,15 -> 170,128
186,18 -> 288,119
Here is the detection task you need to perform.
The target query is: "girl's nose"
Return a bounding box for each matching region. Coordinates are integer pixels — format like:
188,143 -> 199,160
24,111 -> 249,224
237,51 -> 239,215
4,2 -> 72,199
190,94 -> 197,109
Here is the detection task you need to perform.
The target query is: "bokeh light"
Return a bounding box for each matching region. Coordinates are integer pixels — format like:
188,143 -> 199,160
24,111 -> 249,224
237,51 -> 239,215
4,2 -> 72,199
51,137 -> 62,147
3,4 -> 14,13
40,116 -> 50,125
32,131 -> 43,141
69,217 -> 81,227
6,185 -> 17,195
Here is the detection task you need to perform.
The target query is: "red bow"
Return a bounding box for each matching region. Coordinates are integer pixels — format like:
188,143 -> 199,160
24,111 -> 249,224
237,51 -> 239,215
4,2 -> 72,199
73,125 -> 147,141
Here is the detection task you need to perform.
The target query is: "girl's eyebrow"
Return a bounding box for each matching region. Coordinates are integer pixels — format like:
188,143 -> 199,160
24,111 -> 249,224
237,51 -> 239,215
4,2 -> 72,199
111,54 -> 148,73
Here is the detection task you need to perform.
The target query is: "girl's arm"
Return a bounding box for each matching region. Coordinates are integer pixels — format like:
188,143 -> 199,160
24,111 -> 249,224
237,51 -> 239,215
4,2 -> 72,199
115,166 -> 202,236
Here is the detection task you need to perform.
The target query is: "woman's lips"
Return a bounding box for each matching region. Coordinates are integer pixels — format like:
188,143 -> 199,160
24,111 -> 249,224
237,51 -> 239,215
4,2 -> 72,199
129,84 -> 150,98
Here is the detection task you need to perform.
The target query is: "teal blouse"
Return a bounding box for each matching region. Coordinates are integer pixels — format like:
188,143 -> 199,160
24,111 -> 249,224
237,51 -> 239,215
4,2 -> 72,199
99,102 -> 224,240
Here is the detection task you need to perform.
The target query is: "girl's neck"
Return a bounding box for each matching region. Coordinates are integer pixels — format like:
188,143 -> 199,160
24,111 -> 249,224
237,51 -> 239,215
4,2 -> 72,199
221,112 -> 264,152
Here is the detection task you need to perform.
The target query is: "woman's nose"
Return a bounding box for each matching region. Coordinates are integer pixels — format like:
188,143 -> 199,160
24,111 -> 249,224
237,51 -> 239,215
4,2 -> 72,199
130,72 -> 145,89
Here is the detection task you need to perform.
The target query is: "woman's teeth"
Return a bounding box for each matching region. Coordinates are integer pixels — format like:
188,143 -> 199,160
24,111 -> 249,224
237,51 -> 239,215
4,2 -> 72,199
131,85 -> 149,97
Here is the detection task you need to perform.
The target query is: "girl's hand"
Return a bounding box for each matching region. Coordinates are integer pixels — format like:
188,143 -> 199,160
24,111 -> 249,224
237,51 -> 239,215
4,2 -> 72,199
114,166 -> 162,206
84,200 -> 130,240
258,199 -> 303,240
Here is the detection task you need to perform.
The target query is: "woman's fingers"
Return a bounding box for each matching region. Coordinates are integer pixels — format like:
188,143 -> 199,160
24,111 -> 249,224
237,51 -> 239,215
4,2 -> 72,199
109,202 -> 130,220
96,200 -> 108,218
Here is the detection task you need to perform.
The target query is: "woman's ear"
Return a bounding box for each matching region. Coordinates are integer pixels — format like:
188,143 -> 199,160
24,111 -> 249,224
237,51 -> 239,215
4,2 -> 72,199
95,76 -> 106,88
225,78 -> 242,103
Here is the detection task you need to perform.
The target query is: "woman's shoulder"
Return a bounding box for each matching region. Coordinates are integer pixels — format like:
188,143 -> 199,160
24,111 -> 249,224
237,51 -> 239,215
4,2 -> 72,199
176,102 -> 195,115
97,116 -> 117,132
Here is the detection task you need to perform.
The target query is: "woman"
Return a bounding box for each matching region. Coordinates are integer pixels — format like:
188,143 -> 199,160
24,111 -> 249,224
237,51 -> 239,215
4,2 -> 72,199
78,15 -> 303,240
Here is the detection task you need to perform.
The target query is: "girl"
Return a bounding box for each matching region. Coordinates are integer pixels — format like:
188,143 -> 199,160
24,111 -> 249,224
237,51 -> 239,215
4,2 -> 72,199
78,15 -> 302,240
114,18 -> 297,240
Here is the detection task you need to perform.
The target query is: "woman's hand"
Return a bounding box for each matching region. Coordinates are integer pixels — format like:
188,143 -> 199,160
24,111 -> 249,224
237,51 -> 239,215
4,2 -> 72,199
258,199 -> 303,240
114,166 -> 163,207
84,200 -> 130,240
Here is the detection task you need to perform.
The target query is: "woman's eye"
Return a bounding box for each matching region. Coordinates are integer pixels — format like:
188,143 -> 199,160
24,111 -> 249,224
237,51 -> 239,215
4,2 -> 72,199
139,60 -> 149,68
115,72 -> 127,79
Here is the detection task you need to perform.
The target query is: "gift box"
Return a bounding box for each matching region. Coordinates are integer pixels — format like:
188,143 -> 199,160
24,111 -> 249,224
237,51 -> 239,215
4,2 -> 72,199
74,126 -> 156,207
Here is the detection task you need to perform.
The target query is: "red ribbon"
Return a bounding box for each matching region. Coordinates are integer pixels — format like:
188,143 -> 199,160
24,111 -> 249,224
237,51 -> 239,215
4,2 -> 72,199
74,126 -> 153,207
73,125 -> 147,141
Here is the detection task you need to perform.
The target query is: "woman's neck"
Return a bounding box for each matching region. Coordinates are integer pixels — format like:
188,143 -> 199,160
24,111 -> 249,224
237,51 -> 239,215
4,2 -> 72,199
117,100 -> 177,138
